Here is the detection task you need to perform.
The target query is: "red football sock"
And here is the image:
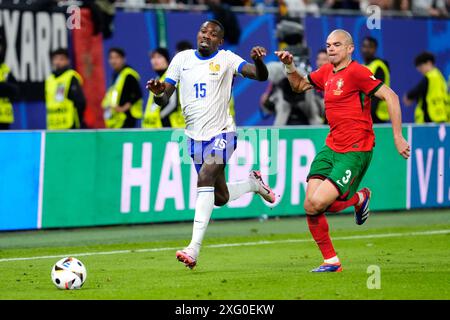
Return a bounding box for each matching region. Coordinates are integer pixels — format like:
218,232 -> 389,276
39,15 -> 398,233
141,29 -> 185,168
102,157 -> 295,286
326,192 -> 360,213
306,214 -> 336,260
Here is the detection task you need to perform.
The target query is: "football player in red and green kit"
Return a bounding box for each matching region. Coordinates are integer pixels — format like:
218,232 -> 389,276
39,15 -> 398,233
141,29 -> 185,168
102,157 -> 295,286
276,29 -> 410,272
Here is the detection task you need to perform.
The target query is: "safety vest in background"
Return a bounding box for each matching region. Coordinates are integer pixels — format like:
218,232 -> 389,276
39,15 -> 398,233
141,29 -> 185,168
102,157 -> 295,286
415,67 -> 449,123
366,59 -> 390,122
142,71 -> 185,129
142,75 -> 235,129
0,63 -> 14,124
170,89 -> 186,128
229,95 -> 235,119
447,75 -> 450,121
102,67 -> 143,128
45,69 -> 82,130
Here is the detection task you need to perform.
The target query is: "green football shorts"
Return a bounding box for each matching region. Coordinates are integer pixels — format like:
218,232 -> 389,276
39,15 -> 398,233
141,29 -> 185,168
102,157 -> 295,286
307,145 -> 373,200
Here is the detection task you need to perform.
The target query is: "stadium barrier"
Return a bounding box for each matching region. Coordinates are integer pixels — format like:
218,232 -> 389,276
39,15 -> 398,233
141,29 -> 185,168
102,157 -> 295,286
0,124 -> 448,231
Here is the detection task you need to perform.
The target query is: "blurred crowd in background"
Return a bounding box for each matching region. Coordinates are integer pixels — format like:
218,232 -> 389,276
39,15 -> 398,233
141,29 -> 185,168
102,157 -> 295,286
114,0 -> 450,17
0,0 -> 448,17
0,0 -> 448,130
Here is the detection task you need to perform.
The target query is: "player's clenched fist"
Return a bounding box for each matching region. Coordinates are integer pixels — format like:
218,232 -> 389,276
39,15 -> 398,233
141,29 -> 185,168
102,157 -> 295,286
250,46 -> 267,61
275,50 -> 294,65
146,79 -> 165,95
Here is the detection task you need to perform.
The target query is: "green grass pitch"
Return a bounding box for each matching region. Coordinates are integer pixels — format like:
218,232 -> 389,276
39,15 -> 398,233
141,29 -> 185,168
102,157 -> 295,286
0,210 -> 449,300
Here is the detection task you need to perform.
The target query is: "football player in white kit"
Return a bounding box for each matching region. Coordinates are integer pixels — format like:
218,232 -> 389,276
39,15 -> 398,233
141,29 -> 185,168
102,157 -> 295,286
147,20 -> 275,269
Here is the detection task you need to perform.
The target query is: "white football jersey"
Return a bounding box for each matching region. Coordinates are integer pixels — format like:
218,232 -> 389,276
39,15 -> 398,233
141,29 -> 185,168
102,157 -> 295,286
165,49 -> 247,141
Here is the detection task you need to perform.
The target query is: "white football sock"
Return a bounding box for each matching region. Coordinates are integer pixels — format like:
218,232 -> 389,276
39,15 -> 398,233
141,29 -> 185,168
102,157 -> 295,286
227,179 -> 258,202
188,187 -> 215,254
324,256 -> 340,264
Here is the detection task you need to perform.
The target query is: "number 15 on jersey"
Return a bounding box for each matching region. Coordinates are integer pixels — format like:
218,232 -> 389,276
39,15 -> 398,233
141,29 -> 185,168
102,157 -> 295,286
194,83 -> 206,98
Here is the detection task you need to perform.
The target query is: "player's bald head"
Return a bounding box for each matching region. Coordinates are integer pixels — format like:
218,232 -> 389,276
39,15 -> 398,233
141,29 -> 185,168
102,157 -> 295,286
327,29 -> 354,46
326,29 -> 355,67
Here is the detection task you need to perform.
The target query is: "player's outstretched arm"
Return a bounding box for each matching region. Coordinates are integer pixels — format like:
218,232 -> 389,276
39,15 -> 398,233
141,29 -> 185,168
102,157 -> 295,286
240,46 -> 269,81
146,79 -> 176,107
275,50 -> 313,93
374,85 -> 411,159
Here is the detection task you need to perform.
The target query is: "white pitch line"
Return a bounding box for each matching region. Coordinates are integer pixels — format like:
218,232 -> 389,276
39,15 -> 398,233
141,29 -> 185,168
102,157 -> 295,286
0,229 -> 449,263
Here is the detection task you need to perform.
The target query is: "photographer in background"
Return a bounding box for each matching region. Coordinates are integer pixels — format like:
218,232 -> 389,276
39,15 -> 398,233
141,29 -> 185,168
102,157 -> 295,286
260,20 -> 322,125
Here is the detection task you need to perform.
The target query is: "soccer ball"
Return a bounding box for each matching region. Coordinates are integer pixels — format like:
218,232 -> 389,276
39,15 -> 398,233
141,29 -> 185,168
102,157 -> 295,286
51,257 -> 87,290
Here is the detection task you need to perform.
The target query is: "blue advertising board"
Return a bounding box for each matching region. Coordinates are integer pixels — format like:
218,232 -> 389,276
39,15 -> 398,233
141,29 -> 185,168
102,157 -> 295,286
0,132 -> 41,230
409,124 -> 450,209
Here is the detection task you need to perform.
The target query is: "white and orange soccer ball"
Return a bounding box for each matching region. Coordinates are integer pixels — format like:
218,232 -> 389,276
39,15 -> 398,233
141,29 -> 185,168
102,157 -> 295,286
51,257 -> 87,290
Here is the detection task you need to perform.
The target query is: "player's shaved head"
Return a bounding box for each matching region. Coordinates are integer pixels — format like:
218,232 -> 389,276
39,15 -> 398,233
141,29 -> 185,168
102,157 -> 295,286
326,29 -> 354,68
328,29 -> 354,45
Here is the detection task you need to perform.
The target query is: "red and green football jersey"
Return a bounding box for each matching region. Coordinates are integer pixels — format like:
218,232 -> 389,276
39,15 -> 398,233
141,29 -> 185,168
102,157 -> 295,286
308,61 -> 383,152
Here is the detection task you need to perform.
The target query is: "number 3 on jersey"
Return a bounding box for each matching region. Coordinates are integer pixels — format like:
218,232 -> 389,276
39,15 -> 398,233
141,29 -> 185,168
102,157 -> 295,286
194,83 -> 206,98
336,170 -> 352,187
